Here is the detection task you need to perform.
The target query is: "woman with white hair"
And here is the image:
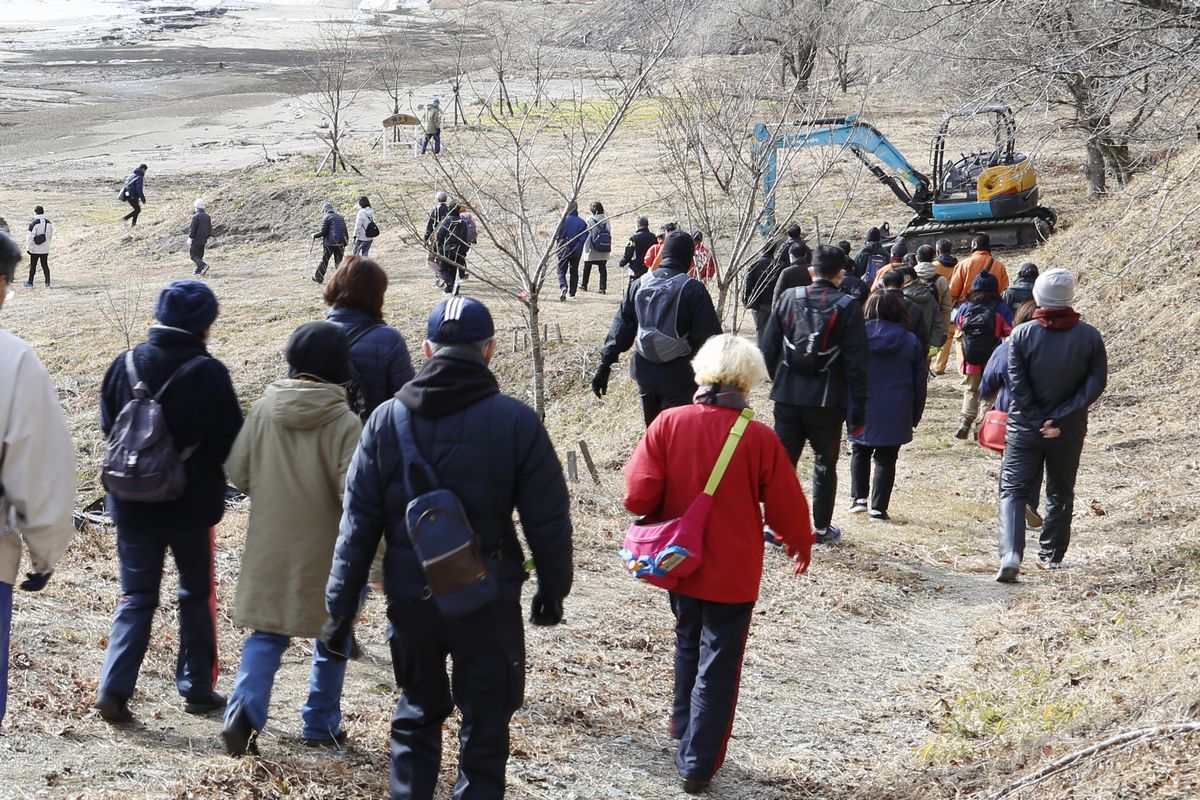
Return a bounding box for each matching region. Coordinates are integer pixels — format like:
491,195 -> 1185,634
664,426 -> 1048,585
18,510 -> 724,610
189,198 -> 211,276
623,333 -> 812,795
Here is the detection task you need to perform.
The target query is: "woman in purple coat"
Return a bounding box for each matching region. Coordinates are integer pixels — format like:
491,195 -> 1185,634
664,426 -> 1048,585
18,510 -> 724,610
847,291 -> 928,520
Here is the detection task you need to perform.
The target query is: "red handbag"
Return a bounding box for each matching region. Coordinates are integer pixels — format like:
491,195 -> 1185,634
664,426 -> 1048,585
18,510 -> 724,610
978,408 -> 1008,453
619,409 -> 753,590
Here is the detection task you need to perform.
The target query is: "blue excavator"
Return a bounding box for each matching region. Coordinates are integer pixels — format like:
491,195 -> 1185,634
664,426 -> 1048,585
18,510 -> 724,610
755,103 -> 1057,249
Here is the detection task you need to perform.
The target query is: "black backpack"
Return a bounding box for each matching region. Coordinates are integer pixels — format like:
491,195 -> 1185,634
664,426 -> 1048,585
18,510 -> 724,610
782,288 -> 853,375
589,220 -> 612,252
344,323 -> 384,420
102,353 -> 208,503
634,272 -> 693,364
365,219 -> 380,239
960,301 -> 1001,367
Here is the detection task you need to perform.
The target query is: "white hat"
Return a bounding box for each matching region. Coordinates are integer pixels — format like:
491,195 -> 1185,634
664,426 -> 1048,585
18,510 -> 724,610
194,198 -> 206,210
1033,268 -> 1076,310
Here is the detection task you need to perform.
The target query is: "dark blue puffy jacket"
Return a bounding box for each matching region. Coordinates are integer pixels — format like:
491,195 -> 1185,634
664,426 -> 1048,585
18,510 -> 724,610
557,210 -> 588,257
325,307 -> 415,419
317,212 -> 349,247
325,348 -> 573,620
979,339 -> 1013,413
847,319 -> 927,447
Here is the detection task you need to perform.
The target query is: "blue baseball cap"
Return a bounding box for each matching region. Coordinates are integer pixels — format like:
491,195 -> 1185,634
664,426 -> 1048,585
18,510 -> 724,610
427,296 -> 495,343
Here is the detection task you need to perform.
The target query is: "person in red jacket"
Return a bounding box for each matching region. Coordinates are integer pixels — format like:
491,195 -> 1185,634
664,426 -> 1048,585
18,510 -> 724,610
623,333 -> 812,795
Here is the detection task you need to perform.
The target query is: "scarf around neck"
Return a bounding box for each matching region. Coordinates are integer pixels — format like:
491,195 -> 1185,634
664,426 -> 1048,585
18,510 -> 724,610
1033,306 -> 1081,330
693,383 -> 749,410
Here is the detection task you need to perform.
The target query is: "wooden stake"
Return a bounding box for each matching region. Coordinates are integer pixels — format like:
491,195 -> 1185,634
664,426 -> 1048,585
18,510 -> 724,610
512,328 -> 519,353
567,451 -> 578,483
578,440 -> 601,485
556,323 -> 562,342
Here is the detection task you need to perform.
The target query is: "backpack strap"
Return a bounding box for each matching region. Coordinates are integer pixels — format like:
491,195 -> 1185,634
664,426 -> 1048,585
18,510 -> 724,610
702,409 -> 753,496
348,322 -> 386,348
393,404 -> 439,497
153,355 -> 210,401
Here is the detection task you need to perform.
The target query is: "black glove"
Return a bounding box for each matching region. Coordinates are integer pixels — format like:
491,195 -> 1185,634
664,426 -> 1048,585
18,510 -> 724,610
591,364 -> 612,399
19,571 -> 52,592
318,615 -> 355,661
530,593 -> 564,626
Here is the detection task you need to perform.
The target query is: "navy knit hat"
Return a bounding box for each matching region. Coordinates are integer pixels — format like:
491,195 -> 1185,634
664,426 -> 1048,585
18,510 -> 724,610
428,296 -> 495,343
155,279 -> 219,336
971,270 -> 999,294
866,227 -> 881,243
286,321 -> 351,385
890,237 -> 908,257
659,230 -> 695,268
1018,262 -> 1039,279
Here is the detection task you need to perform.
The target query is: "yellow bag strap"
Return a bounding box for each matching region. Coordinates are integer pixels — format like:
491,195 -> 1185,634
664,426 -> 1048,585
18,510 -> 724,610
703,408 -> 754,496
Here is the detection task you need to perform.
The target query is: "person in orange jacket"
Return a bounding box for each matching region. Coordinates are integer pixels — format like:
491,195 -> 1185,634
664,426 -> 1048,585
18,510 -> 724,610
949,232 -> 1008,305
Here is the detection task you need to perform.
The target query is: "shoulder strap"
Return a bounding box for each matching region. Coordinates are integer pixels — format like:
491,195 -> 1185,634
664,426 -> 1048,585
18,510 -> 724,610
124,351 -> 147,399
702,409 -> 754,496
348,322 -> 385,347
393,404 -> 439,496
153,355 -> 210,401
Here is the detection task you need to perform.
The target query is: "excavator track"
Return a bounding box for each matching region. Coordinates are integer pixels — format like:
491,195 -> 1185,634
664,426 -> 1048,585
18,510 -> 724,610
898,207 -> 1057,252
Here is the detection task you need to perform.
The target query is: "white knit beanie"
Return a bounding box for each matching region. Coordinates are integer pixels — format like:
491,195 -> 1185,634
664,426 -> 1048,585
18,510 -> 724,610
1033,268 -> 1076,309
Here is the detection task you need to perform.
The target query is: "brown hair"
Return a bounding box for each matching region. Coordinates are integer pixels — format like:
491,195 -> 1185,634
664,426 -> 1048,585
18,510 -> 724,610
864,288 -> 911,328
323,256 -> 388,318
1014,300 -> 1037,326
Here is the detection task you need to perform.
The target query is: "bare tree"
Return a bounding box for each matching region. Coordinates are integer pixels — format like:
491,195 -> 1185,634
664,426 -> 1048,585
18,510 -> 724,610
483,10 -> 518,117
295,21 -> 374,175
378,29 -> 408,142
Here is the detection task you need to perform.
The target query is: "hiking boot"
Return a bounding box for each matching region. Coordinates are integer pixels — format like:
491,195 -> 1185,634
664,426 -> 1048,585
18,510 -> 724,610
869,509 -> 890,522
95,691 -> 134,724
221,700 -> 259,757
300,729 -> 348,748
22,281 -> 32,289
184,691 -> 228,716
1024,505 -> 1043,529
1041,560 -> 1069,572
814,525 -> 841,545
995,552 -> 1021,583
559,287 -> 568,301
762,526 -> 783,549
849,499 -> 868,514
955,422 -> 971,440
312,276 -> 322,285
682,779 -> 711,795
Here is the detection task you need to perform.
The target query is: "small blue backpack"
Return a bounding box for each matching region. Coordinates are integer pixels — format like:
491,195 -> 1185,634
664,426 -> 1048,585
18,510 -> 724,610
394,405 -> 498,617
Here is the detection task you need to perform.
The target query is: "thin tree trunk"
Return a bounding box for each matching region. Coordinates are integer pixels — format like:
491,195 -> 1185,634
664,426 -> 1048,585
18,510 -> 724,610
527,297 -> 546,419
1085,140 -> 1106,196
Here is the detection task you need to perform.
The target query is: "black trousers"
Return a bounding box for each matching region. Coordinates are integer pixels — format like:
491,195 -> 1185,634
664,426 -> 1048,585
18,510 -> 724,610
849,443 -> 901,513
999,432 -> 1083,563
669,593 -> 754,784
557,251 -> 581,296
28,253 -> 49,285
773,403 -> 844,530
752,307 -> 771,353
387,597 -> 524,800
190,244 -> 207,272
123,197 -> 142,225
314,245 -> 345,284
638,383 -> 693,427
581,260 -> 607,292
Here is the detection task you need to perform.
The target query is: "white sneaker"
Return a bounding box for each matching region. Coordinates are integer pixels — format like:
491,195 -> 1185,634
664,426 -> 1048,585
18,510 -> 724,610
995,552 -> 1021,583
849,499 -> 868,513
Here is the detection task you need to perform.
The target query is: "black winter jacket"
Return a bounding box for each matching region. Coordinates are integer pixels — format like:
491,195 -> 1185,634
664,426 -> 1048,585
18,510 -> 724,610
189,210 -> 212,247
326,307 -> 415,419
100,326 -> 243,529
599,263 -> 722,392
1007,314 -> 1107,445
315,212 -> 348,247
436,211 -> 471,267
1002,279 -> 1036,311
619,228 -> 658,278
762,279 -> 870,425
744,254 -> 782,312
772,263 -> 812,308
853,242 -> 888,277
424,202 -> 449,241
325,349 -> 573,619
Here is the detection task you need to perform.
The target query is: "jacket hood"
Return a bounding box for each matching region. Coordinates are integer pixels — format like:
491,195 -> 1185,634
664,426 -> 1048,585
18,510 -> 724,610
263,378 -> 350,430
866,319 -> 911,355
397,349 -> 499,419
904,279 -> 932,301
914,261 -> 940,281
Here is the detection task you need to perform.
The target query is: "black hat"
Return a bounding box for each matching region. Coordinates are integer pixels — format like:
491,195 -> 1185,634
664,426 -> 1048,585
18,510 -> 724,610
1018,262 -> 1039,279
286,321 -> 352,385
659,230 -> 695,268
866,227 -> 882,243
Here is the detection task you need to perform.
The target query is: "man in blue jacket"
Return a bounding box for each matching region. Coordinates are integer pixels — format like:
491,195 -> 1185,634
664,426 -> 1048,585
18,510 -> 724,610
95,280 -> 244,723
323,296 -> 573,800
119,164 -> 148,226
312,202 -> 349,285
555,202 -> 588,301
996,269 -> 1107,582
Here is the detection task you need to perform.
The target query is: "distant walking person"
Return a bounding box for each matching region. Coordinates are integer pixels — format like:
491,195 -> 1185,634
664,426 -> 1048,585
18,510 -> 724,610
1002,262 -> 1039,310
952,271 -> 1013,439
618,215 -> 657,283
435,201 -> 471,295
555,202 -> 588,301
847,291 -> 927,521
352,196 -> 379,257
95,280 -> 244,724
949,232 -> 1008,305
742,240 -> 780,351
931,238 -> 959,375
25,206 -> 53,288
761,245 -> 869,545
690,230 -> 718,283
424,192 -> 450,287
580,201 -> 612,293
996,270 -> 1107,582
0,233 -> 76,728
420,97 -> 443,155
221,322 -> 363,756
312,202 -> 348,285
593,231 -> 722,425
119,164 -> 148,226
189,199 -> 212,276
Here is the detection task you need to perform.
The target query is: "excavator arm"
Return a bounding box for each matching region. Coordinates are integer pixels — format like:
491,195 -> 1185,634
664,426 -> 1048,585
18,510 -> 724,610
754,116 -> 935,234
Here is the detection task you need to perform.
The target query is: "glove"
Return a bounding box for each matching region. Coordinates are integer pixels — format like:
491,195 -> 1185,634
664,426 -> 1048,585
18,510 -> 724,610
318,615 -> 355,661
591,363 -> 612,399
19,571 -> 53,592
187,237 -> 193,246
529,593 -> 564,626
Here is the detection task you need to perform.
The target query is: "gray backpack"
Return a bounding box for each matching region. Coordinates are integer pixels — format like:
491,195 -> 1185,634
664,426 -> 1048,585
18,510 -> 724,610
102,352 -> 207,503
633,272 -> 693,364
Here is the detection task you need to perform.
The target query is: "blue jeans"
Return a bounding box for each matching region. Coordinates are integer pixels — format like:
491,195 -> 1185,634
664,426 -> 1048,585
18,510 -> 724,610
225,631 -> 348,740
353,239 -> 374,257
0,582 -> 11,725
421,131 -> 441,155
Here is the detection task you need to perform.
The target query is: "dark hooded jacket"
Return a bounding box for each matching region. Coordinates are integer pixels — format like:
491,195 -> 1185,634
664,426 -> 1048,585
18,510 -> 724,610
744,253 -> 782,312
848,319 -> 927,447
853,241 -> 888,278
325,348 -> 573,619
424,201 -> 449,241
1007,310 -> 1107,446
619,227 -> 658,277
902,278 -> 936,351
1002,266 -> 1038,311
325,307 -> 415,419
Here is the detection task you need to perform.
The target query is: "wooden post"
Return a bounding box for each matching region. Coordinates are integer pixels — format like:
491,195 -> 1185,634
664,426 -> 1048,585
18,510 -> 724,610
578,440 -> 601,485
512,328 -> 519,353
542,323 -> 548,342
567,451 -> 578,483
556,323 -> 563,342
